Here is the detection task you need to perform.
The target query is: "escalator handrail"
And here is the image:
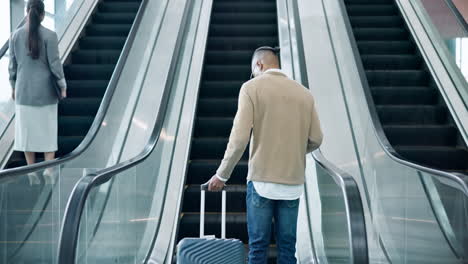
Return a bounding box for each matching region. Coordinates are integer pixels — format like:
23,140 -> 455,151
0,0 -> 147,179
0,38 -> 10,59
1,17 -> 26,67
57,0 -> 192,262
312,150 -> 369,264
0,18 -> 26,59
335,0 -> 468,197
446,0 -> 468,35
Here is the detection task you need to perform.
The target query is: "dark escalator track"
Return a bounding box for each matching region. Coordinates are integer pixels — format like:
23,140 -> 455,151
176,0 -> 278,262
6,0 -> 142,168
343,0 -> 468,175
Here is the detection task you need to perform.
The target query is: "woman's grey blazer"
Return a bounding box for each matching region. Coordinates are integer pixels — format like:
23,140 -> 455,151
8,25 -> 67,106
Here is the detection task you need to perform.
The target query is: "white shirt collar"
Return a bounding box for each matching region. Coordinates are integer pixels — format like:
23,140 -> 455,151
264,68 -> 288,78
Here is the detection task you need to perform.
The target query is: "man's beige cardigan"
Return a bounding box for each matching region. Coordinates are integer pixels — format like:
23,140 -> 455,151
216,70 -> 323,185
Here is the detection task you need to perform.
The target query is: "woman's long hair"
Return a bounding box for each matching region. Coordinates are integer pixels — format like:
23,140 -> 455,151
26,0 -> 45,59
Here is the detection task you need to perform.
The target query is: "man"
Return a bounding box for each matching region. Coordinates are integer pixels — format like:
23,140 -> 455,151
208,46 -> 323,263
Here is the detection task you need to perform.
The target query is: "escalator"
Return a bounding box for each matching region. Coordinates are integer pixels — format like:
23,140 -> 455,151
175,0 -> 278,262
342,0 -> 468,174
53,1 -> 371,263
6,0 -> 142,168
323,0 -> 468,262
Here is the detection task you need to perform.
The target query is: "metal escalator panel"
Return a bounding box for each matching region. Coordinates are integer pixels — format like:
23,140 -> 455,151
0,0 -> 144,263
176,0 -> 278,262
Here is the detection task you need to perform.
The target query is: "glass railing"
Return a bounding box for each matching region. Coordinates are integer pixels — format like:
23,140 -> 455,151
57,0 -> 198,262
408,0 -> 468,107
305,151 -> 368,264
0,165 -> 100,263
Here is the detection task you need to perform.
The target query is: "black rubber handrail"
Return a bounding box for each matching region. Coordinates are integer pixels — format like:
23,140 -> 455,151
312,150 -> 369,263
446,0 -> 468,35
0,0 -> 148,179
0,18 -> 26,61
57,0 -> 193,262
1,17 -> 26,60
336,0 -> 468,261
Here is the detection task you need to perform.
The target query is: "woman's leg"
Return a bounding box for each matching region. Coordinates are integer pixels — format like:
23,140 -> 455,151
24,152 -> 36,165
43,152 -> 56,184
24,152 -> 40,185
44,152 -> 55,161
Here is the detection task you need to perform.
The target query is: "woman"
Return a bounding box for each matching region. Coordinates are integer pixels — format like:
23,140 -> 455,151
8,0 -> 67,183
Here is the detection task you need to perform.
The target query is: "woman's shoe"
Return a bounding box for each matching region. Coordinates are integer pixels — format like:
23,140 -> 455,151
43,168 -> 56,185
27,172 -> 41,185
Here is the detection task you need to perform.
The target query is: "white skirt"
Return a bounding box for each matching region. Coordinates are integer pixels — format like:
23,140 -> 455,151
14,104 -> 58,152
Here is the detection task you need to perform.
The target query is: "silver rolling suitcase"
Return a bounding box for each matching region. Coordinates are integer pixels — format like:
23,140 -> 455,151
176,183 -> 245,264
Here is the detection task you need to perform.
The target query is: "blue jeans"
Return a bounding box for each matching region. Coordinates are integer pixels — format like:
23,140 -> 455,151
246,182 -> 299,264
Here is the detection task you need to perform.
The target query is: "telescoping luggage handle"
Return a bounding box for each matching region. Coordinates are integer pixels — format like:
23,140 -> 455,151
200,183 -> 226,239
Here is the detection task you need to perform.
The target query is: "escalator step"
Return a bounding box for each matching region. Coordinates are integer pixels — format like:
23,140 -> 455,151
72,50 -> 121,64
197,98 -> 238,117
376,105 -> 447,125
57,136 -> 86,156
365,70 -> 429,86
357,41 -> 415,55
58,116 -> 95,136
395,146 -> 468,170
213,2 -> 276,13
346,4 -> 397,16
93,13 -> 138,24
65,65 -> 115,80
349,16 -> 403,27
59,98 -> 102,116
190,138 -> 248,160
384,125 -> 458,146
87,24 -> 132,36
67,80 -> 108,97
353,28 -> 408,41
187,160 -> 248,185
203,65 -> 251,81
80,37 -> 127,49
212,12 -> 277,24
200,81 -> 243,98
206,50 -> 253,65
207,37 -> 278,50
371,86 -> 438,105
210,24 -> 277,37
194,117 -> 233,137
99,2 -> 140,13
361,55 -> 422,70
